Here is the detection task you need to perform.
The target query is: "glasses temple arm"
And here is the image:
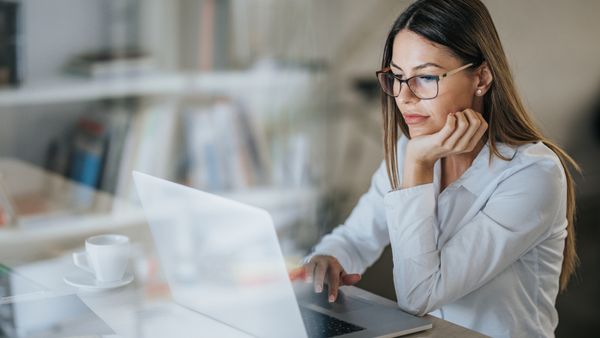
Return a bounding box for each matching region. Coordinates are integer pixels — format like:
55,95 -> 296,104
440,62 -> 474,79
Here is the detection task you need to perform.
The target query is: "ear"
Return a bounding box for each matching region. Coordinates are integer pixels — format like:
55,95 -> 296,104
474,61 -> 493,97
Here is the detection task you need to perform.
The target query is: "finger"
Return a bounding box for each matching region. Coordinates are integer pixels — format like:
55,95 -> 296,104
313,260 -> 327,293
341,273 -> 362,285
466,113 -> 488,150
328,268 -> 341,303
435,112 -> 457,145
443,111 -> 469,150
304,260 -> 316,283
455,109 -> 481,152
288,267 -> 306,281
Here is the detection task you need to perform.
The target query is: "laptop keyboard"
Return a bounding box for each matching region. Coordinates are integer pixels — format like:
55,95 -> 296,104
299,306 -> 365,338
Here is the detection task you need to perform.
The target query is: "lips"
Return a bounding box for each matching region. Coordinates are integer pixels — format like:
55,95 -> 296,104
402,114 -> 429,125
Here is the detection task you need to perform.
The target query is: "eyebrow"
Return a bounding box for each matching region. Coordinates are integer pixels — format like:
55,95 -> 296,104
390,61 -> 444,71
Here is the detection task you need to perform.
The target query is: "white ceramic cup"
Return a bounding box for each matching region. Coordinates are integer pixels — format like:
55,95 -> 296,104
73,234 -> 131,282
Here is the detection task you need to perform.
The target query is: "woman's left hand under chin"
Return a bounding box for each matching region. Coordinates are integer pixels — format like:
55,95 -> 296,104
405,108 -> 488,167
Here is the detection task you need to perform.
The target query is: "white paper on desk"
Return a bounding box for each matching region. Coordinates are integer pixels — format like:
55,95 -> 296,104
133,172 -> 308,338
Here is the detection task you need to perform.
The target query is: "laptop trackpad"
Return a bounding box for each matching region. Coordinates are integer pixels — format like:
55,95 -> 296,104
295,283 -> 376,313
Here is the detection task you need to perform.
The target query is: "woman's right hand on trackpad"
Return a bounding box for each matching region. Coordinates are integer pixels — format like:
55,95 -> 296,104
289,255 -> 361,303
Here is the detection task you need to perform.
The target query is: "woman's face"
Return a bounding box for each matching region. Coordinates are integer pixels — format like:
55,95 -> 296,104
391,29 -> 479,137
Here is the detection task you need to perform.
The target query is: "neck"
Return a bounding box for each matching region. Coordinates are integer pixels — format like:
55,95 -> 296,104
443,139 -> 485,173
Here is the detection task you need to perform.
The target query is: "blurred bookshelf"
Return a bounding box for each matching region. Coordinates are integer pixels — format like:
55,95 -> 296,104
0,0 -> 324,257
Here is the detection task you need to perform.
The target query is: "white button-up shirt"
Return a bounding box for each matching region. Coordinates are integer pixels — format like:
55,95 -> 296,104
307,135 -> 567,338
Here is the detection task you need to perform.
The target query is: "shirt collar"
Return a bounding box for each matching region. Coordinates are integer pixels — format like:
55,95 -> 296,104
435,141 -> 518,196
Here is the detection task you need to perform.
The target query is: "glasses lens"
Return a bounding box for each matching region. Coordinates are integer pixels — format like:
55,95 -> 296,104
377,72 -> 398,97
408,76 -> 438,99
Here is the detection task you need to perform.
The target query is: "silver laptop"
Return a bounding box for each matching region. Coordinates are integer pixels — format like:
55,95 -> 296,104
133,172 -> 431,338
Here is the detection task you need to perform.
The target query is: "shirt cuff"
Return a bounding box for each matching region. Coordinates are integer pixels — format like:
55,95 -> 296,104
383,183 -> 435,209
384,183 -> 437,259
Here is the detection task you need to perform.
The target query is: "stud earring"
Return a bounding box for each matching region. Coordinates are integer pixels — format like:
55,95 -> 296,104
476,89 -> 482,96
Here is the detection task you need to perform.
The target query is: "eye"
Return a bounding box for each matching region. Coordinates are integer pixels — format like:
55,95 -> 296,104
417,75 -> 437,82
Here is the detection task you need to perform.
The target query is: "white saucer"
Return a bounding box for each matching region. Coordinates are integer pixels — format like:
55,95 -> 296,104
63,270 -> 134,291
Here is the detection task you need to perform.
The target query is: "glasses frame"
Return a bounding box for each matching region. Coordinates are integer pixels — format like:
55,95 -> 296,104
375,62 -> 474,99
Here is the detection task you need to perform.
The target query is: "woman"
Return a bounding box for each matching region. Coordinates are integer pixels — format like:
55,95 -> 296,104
290,0 -> 579,337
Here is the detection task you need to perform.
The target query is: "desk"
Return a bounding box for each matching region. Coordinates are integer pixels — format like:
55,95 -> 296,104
1,235 -> 488,338
341,287 -> 487,338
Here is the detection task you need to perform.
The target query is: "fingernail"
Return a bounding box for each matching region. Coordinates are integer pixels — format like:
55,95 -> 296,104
329,295 -> 335,303
316,285 -> 322,293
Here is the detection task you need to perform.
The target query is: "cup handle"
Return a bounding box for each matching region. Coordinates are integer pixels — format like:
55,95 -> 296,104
73,251 -> 93,274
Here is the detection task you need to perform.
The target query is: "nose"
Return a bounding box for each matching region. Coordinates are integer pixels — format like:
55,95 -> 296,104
396,80 -> 419,104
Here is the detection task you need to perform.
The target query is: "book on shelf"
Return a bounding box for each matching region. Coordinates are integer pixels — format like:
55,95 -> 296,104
69,116 -> 106,188
46,98 -> 180,203
0,0 -> 21,87
179,0 -> 230,71
44,100 -> 134,193
114,97 -> 179,201
99,100 -> 134,194
63,49 -> 157,79
181,98 -> 270,192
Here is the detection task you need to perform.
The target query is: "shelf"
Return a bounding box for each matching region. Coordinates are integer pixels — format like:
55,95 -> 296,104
0,73 -> 187,107
0,70 -> 313,107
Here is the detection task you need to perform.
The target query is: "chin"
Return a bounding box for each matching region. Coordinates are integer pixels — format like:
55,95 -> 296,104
407,126 -> 433,138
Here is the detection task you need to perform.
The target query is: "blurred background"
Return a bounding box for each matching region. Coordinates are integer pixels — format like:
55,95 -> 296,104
0,0 -> 597,337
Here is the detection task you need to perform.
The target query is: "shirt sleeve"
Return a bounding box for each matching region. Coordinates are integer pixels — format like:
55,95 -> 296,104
304,160 -> 392,274
385,159 -> 566,316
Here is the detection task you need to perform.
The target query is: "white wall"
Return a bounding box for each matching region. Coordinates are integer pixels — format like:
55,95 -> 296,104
483,0 -> 600,145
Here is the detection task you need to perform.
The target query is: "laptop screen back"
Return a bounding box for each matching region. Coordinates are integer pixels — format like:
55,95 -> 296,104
133,172 -> 307,338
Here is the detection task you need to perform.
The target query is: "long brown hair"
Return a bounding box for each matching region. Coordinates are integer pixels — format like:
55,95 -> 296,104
380,0 -> 580,291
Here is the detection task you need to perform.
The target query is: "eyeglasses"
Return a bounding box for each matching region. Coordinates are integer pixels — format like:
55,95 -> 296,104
375,63 -> 474,99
